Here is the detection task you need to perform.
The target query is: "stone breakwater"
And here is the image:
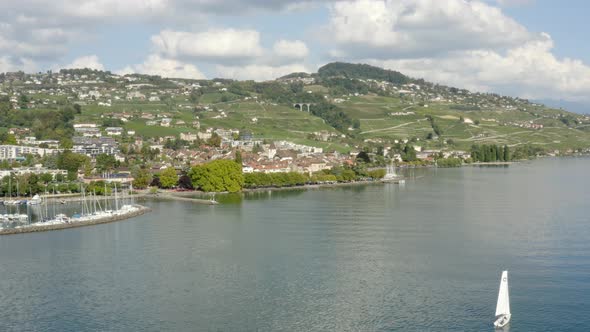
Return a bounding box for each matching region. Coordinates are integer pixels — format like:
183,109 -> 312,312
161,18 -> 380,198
0,205 -> 151,236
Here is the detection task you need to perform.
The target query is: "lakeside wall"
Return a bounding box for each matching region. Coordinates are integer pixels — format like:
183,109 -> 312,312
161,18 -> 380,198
0,205 -> 151,236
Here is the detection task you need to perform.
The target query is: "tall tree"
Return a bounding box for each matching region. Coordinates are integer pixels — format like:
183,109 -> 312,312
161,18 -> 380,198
402,144 -> 417,162
490,145 -> 497,162
234,150 -> 243,165
132,167 -> 152,189
496,145 -> 503,161
57,151 -> 90,178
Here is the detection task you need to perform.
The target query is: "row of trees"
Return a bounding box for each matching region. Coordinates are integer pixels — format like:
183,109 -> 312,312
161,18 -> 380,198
244,172 -> 307,189
470,144 -> 511,163
436,157 -> 463,168
0,174 -> 79,196
243,167 -> 387,189
131,166 -> 187,190
136,158 -> 389,193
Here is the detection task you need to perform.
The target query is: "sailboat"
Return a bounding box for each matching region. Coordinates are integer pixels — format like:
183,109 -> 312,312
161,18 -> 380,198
383,161 -> 399,181
27,194 -> 42,205
494,270 -> 511,328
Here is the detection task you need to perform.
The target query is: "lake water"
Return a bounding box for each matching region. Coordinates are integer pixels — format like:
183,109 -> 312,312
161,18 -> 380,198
1,157 -> 590,331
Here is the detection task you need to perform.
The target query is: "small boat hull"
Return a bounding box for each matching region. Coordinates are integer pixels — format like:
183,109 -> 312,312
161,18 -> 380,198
494,314 -> 511,328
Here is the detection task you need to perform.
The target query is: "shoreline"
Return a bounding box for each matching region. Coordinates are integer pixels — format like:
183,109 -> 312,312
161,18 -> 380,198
155,177 -> 407,197
0,205 -> 151,236
243,178 -> 406,193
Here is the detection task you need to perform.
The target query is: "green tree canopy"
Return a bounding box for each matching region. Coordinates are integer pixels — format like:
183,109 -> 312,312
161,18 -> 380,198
159,167 -> 179,189
402,144 -> 417,162
57,151 -> 90,177
234,150 -> 243,165
0,133 -> 17,145
132,167 -> 152,189
189,160 -> 244,193
95,153 -> 117,173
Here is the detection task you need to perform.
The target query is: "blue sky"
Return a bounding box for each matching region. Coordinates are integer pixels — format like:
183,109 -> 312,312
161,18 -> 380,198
501,0 -> 590,62
1,0 -> 590,105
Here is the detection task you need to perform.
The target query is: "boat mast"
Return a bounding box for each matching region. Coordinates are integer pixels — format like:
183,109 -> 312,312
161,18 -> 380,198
95,189 -> 103,213
104,182 -> 108,211
45,190 -> 48,219
80,183 -> 84,216
114,182 -> 119,211
52,185 -> 56,219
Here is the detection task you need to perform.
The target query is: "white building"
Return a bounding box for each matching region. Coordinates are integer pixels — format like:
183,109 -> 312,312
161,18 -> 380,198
9,165 -> 68,179
0,145 -> 59,160
197,132 -> 212,140
180,132 -> 198,142
73,123 -> 98,129
161,118 -> 172,127
105,127 -> 124,136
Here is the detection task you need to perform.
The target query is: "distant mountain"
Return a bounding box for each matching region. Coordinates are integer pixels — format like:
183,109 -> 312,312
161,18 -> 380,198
535,99 -> 590,114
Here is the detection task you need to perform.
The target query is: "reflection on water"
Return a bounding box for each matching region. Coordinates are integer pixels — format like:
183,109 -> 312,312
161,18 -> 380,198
0,158 -> 589,331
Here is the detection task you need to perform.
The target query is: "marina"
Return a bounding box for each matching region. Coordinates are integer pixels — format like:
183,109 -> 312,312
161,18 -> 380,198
0,204 -> 150,236
0,184 -> 150,235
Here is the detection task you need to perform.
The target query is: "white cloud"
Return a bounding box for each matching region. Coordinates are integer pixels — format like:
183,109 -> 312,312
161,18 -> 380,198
150,30 -> 309,70
273,39 -> 309,59
118,54 -> 205,79
152,29 -> 264,61
60,0 -> 169,19
216,63 -> 310,81
322,0 -> 590,102
63,55 -> 104,70
372,33 -> 590,101
326,0 -> 533,58
0,24 -> 72,58
0,56 -> 37,73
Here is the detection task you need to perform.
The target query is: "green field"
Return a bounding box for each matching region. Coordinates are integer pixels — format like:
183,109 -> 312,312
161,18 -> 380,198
336,95 -> 590,150
9,63 -> 590,154
66,92 -> 590,152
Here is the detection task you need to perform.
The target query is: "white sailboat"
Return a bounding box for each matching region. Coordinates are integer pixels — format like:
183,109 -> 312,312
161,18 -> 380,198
27,194 -> 42,205
494,270 -> 511,328
383,162 -> 399,181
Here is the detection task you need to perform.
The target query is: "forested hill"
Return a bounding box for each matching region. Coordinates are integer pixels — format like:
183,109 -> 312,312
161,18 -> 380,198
317,62 -> 413,85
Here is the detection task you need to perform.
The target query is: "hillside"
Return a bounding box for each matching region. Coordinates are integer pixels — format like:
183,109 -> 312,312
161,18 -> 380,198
2,63 -> 590,154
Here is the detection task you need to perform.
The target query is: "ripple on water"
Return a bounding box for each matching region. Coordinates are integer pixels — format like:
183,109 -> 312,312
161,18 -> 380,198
1,158 -> 590,331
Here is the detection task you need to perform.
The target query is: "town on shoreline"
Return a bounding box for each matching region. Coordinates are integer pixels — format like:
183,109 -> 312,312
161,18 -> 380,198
3,63 -> 590,234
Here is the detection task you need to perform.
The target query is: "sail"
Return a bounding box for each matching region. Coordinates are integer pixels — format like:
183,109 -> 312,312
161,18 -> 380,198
495,271 -> 510,316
